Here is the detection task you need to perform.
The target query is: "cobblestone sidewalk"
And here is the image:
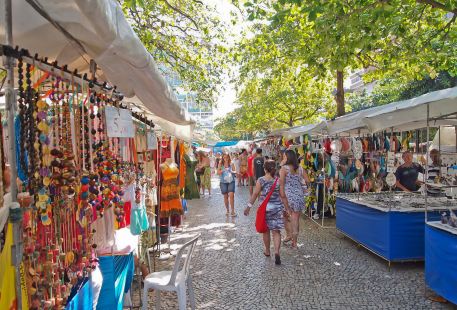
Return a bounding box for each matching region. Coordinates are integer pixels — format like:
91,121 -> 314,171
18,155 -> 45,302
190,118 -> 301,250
137,180 -> 455,310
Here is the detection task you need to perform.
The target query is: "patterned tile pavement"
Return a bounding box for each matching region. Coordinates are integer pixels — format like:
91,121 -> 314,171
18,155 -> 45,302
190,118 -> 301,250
133,179 -> 456,310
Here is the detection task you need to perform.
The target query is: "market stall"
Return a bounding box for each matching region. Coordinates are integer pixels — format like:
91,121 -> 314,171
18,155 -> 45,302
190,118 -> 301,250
0,1 -> 196,309
332,87 -> 457,268
425,221 -> 457,304
336,193 -> 456,262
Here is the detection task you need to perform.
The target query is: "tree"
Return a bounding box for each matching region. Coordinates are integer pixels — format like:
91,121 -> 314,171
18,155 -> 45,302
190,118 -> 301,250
243,0 -> 457,116
348,72 -> 457,111
217,55 -> 334,136
121,0 -> 233,105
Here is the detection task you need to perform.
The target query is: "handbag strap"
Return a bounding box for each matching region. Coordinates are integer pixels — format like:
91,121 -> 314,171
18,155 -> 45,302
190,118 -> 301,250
263,178 -> 278,204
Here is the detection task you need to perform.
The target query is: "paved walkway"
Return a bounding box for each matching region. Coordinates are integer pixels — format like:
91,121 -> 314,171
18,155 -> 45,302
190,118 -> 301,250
139,179 -> 455,309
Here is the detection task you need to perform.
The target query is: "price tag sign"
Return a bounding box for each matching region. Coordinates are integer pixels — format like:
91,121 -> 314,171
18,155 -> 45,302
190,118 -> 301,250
105,106 -> 135,138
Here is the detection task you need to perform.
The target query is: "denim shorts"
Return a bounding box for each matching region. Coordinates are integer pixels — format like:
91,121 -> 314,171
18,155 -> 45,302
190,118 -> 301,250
220,181 -> 235,194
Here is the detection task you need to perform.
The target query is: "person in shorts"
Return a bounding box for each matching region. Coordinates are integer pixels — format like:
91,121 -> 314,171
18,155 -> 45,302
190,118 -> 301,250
218,153 -> 237,216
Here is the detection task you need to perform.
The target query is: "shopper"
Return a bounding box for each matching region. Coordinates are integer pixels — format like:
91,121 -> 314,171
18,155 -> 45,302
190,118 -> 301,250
280,149 -> 309,248
239,149 -> 249,186
218,153 -> 237,216
427,149 -> 444,196
247,150 -> 256,195
244,160 -> 291,265
200,152 -> 212,196
253,148 -> 265,180
395,150 -> 425,192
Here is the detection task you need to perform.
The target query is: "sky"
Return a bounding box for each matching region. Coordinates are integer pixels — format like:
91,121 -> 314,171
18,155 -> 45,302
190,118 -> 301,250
212,0 -> 246,121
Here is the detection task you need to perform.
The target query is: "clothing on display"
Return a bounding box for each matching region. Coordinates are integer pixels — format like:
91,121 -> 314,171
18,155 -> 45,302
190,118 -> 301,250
183,154 -> 200,199
160,162 -> 183,216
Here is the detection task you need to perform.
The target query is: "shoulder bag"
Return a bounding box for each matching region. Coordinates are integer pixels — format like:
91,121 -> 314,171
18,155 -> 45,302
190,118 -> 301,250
255,178 -> 278,233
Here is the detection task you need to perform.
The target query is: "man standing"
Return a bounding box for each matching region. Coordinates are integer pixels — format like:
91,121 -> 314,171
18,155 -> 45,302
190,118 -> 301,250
253,148 -> 265,181
395,150 -> 425,192
247,150 -> 256,195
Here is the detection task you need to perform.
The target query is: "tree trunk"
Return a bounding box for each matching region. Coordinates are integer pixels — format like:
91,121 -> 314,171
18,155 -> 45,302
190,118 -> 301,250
336,70 -> 345,117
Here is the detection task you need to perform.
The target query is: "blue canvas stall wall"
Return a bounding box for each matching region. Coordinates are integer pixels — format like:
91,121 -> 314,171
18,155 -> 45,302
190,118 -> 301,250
65,277 -> 93,310
425,225 -> 457,305
96,253 -> 134,310
336,197 -> 441,261
336,198 -> 390,259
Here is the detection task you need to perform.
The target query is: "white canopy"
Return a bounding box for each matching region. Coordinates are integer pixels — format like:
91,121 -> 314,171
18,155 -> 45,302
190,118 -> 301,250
0,0 -> 195,139
282,122 -> 327,139
325,105 -> 387,136
363,87 -> 457,133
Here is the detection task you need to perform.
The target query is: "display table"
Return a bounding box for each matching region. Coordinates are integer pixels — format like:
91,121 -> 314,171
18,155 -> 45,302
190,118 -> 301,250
335,193 -> 452,262
425,222 -> 457,305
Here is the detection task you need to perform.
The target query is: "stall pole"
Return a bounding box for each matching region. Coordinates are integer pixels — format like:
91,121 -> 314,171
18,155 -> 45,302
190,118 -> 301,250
425,104 -> 430,223
3,0 -> 23,308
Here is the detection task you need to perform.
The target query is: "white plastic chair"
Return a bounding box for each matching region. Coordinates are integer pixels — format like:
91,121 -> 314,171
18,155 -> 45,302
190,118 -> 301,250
142,234 -> 200,310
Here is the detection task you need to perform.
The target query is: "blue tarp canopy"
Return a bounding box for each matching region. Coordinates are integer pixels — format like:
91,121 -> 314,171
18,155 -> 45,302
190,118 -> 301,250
213,141 -> 238,154
213,141 -> 239,147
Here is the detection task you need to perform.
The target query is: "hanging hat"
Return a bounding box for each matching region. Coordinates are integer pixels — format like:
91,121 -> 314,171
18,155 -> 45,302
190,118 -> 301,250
323,138 -> 332,154
340,137 -> 350,153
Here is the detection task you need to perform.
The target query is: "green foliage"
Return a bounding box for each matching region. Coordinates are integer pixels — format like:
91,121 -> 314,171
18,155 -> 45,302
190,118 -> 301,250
122,0 -> 232,105
237,0 -> 457,115
348,72 -> 457,111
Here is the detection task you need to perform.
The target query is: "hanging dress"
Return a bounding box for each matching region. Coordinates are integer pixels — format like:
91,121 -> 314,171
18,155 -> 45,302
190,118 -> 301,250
160,163 -> 183,217
184,154 -> 200,199
130,183 -> 149,235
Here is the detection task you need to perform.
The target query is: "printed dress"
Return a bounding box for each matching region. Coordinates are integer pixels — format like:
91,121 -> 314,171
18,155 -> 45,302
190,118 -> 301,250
284,166 -> 306,212
259,177 -> 284,230
160,163 -> 183,217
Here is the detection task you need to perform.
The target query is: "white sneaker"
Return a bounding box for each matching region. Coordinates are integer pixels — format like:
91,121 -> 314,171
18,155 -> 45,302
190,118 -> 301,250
313,213 -> 320,220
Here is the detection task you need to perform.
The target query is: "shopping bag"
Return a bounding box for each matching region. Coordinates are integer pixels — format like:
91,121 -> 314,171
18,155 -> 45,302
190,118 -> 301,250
255,178 -> 278,233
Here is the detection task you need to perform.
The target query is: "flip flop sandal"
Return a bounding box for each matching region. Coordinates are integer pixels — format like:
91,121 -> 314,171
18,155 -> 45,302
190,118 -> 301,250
231,213 -> 237,217
283,238 -> 292,243
263,252 -> 270,257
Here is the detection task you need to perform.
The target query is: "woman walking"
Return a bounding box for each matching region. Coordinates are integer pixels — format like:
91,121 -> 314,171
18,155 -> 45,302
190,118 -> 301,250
244,160 -> 291,265
218,153 -> 236,216
280,150 -> 309,248
198,151 -> 212,196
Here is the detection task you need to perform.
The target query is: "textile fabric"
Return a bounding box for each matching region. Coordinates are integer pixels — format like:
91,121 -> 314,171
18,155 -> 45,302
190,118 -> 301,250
183,154 -> 200,199
160,163 -> 183,217
220,181 -> 235,194
259,177 -> 284,230
201,167 -> 211,188
65,277 -> 93,310
96,253 -> 134,310
283,166 -> 305,212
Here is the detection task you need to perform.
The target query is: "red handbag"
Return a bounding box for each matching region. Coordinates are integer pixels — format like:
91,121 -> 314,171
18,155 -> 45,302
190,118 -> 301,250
255,178 -> 279,233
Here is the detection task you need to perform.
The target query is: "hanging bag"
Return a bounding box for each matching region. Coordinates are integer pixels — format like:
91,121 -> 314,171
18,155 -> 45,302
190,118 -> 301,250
255,178 -> 278,233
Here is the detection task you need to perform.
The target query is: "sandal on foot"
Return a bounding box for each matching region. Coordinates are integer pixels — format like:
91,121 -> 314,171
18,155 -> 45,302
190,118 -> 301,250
231,212 -> 237,217
263,252 -> 270,257
283,237 -> 292,244
275,254 -> 281,265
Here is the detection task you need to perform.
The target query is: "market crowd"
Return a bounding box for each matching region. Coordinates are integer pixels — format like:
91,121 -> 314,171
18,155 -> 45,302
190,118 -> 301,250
193,143 -> 443,267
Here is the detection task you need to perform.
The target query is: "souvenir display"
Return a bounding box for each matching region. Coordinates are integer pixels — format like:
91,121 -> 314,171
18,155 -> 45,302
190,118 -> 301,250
0,48 -> 174,309
337,192 -> 457,212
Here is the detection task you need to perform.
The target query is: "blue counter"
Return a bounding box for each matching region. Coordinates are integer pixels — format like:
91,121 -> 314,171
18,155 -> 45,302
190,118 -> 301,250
425,222 -> 457,305
336,197 -> 440,262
